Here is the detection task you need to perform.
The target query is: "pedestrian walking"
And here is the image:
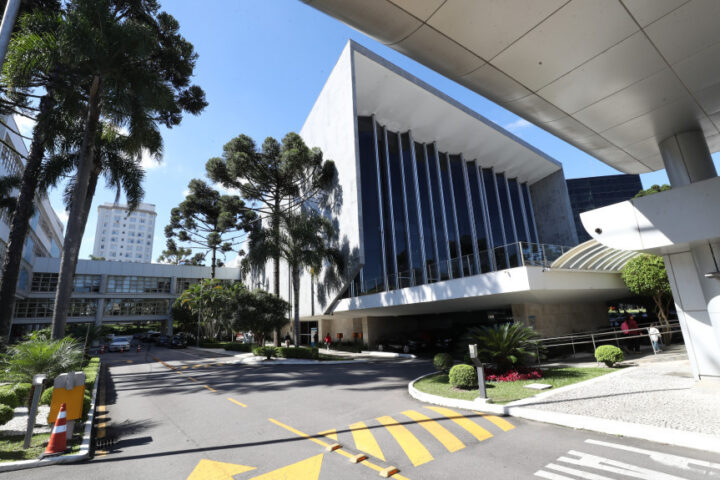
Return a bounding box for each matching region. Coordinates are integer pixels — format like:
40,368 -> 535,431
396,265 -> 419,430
324,333 -> 332,351
648,324 -> 662,352
621,315 -> 641,352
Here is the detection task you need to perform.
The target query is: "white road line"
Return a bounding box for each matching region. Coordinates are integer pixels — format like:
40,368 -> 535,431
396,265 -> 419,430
585,439 -> 720,475
535,470 -> 576,480
560,451 -> 688,480
546,462 -> 614,480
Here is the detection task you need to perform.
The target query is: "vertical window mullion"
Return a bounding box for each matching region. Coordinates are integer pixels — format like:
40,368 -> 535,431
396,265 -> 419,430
433,144 -> 453,279
517,181 -> 532,245
371,115 -> 388,291
491,168 -> 509,268
423,144 -> 441,281
408,132 -> 427,284
461,155 -> 480,275
477,162 -> 496,271
397,131 -> 413,282
382,126 -> 399,290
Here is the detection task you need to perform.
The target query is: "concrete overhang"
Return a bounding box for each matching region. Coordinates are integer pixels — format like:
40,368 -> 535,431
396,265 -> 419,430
581,175 -> 720,256
305,0 -> 720,174
350,42 -> 561,184
330,266 -> 627,318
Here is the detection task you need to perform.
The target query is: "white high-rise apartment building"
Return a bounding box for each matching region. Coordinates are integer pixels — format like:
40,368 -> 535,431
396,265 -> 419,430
93,203 -> 156,263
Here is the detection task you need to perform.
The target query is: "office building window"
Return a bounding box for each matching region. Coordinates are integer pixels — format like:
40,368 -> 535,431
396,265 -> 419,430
15,298 -> 97,318
106,275 -> 171,293
103,298 -> 169,316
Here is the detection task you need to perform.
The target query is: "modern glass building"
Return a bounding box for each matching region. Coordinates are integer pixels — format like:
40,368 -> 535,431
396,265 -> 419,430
566,174 -> 642,243
252,41 -> 629,345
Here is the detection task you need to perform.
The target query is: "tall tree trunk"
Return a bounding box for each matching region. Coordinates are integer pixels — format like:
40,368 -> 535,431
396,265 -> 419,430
211,247 -> 216,279
292,267 -> 300,346
272,195 -> 281,346
51,75 -> 102,339
0,92 -> 56,339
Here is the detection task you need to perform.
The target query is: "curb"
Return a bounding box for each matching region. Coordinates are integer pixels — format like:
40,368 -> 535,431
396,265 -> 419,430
362,351 -> 416,359
408,371 -> 720,455
0,361 -> 101,472
186,346 -> 237,357
230,357 -> 363,366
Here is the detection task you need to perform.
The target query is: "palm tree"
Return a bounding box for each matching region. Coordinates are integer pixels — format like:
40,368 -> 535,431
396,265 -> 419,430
463,323 -> 542,372
245,209 -> 344,346
48,0 -> 206,339
0,174 -> 20,214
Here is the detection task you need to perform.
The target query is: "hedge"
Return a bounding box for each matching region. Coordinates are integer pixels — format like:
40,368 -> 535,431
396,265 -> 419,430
0,386 -> 19,409
449,364 -> 478,390
224,343 -> 253,353
253,346 -> 276,359
0,404 -> 13,426
433,353 -> 453,373
13,383 -> 32,405
275,347 -> 319,360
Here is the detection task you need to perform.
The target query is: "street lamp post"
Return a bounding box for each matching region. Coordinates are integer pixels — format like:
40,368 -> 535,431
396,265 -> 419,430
196,280 -> 203,347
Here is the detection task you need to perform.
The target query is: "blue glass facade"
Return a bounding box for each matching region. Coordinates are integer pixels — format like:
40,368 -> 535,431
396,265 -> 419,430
356,116 -> 540,294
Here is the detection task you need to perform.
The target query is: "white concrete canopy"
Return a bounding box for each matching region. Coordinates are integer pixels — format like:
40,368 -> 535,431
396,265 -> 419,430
351,43 -> 561,183
304,0 -> 720,174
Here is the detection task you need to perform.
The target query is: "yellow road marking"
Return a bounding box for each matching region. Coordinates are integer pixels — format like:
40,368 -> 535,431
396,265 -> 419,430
318,428 -> 337,441
267,419 -> 411,480
187,459 -> 255,480
249,453 -> 323,480
401,410 -> 465,453
180,366 -> 189,370
424,407 -> 493,442
269,418 -> 329,448
376,416 -> 433,467
228,398 -> 247,408
474,412 -> 515,432
203,385 -> 216,392
349,421 -> 386,461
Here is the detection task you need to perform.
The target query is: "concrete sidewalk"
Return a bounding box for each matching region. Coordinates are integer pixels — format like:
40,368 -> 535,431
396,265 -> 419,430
410,343 -> 720,453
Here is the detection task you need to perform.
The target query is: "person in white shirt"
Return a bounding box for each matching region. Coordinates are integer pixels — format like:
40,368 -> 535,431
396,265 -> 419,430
647,324 -> 662,352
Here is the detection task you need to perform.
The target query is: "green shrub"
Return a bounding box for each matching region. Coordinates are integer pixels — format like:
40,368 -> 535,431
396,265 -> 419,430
463,323 -> 542,371
0,404 -> 13,426
0,386 -> 19,409
433,353 -> 453,373
449,364 -> 478,390
275,347 -> 318,359
81,392 -> 92,421
200,342 -> 229,349
329,341 -> 362,353
224,343 -> 253,352
595,345 -> 624,367
13,383 -> 32,405
253,346 -> 276,360
40,387 -> 53,406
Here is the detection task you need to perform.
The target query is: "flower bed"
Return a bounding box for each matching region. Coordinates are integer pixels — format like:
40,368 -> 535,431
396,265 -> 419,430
484,368 -> 543,382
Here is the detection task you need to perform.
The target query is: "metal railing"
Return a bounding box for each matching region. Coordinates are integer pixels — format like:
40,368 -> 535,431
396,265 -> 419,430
350,241 -> 573,297
533,321 -> 683,362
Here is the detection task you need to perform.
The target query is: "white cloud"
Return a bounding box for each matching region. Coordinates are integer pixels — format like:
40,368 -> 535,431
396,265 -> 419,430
182,188 -> 191,197
13,115 -> 36,142
504,118 -> 532,132
56,210 -> 69,226
140,148 -> 164,170
213,182 -> 241,196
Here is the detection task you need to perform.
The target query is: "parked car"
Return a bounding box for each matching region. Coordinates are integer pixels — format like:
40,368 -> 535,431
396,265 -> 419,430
375,335 -> 426,353
156,335 -> 170,347
108,336 -> 131,352
145,332 -> 162,343
169,334 -> 188,349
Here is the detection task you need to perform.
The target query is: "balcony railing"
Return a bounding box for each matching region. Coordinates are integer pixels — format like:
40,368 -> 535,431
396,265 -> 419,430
348,241 -> 573,298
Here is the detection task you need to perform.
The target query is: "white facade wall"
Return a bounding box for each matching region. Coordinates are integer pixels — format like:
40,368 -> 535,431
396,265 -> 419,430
93,203 -> 156,263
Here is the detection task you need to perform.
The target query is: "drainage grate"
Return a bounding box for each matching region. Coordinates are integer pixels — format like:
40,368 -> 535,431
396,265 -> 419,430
95,437 -> 118,449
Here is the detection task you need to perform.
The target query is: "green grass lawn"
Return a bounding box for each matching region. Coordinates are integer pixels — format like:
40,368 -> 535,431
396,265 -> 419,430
414,367 -> 612,405
0,431 -> 83,463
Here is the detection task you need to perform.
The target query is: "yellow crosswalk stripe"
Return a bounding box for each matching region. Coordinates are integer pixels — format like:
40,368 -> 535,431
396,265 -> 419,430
349,421 -> 386,461
424,406 -> 493,442
318,429 -> 338,441
401,410 -> 465,453
377,415 -> 434,467
474,412 -> 515,432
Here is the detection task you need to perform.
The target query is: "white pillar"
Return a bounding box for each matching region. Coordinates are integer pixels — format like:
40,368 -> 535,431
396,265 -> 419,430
659,130 -> 720,380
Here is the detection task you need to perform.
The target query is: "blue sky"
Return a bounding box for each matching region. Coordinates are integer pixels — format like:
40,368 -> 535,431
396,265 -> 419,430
19,0 -> 720,264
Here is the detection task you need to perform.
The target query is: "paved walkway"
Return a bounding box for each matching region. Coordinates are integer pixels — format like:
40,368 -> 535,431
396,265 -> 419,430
515,344 -> 720,436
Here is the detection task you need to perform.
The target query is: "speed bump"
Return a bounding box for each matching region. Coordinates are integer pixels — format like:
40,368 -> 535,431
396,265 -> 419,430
350,453 -> 368,463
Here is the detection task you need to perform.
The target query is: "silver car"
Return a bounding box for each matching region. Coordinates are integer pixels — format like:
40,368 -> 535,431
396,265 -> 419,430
108,336 -> 131,352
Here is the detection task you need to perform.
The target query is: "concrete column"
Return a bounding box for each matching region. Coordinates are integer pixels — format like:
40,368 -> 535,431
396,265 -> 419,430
94,299 -> 104,327
659,130 -> 720,380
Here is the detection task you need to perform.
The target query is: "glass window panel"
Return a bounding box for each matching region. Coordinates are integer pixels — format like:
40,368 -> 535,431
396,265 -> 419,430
482,168 -> 507,269
449,155 -> 474,276
439,153 -> 460,276
357,117 -> 385,293
401,133 -> 423,285
467,162 -> 491,273
376,122 -> 396,287
496,172 -> 519,267
415,142 -> 436,276
387,131 -> 409,285
508,178 -> 528,243
521,183 -> 538,244
426,145 -> 449,280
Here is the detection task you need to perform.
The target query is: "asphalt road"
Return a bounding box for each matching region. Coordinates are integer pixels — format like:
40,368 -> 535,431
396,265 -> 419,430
10,346 -> 720,480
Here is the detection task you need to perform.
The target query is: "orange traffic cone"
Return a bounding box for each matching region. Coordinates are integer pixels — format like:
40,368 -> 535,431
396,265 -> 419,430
44,402 -> 68,456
